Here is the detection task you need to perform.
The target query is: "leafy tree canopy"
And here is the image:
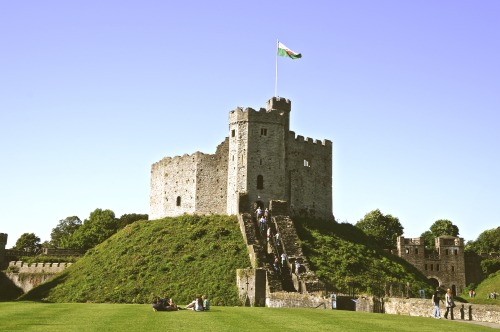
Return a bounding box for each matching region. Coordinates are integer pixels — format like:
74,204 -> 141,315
421,219 -> 459,250
13,233 -> 41,253
466,227 -> 500,254
50,216 -> 82,248
355,209 -> 404,249
69,209 -> 117,250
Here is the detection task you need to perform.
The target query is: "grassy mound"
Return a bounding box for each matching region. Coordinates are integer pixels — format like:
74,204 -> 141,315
294,218 -> 433,296
467,270 -> 500,305
20,215 -> 251,305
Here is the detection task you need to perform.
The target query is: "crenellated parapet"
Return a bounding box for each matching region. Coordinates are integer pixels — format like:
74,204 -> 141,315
229,106 -> 289,126
8,261 -> 73,274
289,131 -> 332,148
266,96 -> 291,112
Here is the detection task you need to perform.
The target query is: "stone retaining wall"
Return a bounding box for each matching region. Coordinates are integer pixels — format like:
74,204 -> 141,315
266,291 -> 327,309
356,297 -> 500,324
5,261 -> 72,292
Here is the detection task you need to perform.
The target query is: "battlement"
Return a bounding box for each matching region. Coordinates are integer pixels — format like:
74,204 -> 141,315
435,235 -> 464,248
229,105 -> 290,125
8,261 -> 73,273
151,151 -> 207,169
290,132 -> 332,147
397,236 -> 423,246
266,96 -> 291,112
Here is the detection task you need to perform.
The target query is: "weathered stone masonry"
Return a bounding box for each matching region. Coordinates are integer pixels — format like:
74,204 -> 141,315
397,235 -> 466,294
150,97 -> 333,220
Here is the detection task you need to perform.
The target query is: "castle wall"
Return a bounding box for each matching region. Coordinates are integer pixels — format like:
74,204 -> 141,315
194,139 -> 229,214
286,132 -> 333,220
150,153 -> 198,219
5,261 -> 72,292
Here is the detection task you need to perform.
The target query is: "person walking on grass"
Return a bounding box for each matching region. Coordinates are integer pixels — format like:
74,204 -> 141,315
432,287 -> 443,319
444,288 -> 455,320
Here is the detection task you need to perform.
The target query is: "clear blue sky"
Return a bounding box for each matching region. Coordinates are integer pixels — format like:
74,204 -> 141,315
1,1 -> 499,248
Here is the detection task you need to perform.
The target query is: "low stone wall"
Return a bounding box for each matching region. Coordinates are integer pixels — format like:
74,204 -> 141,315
356,297 -> 500,324
5,261 -> 72,292
266,291 -> 327,309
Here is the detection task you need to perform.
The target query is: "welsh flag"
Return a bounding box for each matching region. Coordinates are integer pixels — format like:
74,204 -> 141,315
277,41 -> 302,59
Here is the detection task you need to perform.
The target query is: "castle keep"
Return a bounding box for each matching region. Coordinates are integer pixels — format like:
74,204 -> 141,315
150,97 -> 333,219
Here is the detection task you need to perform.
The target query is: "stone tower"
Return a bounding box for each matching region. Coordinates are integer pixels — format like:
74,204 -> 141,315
0,233 -> 7,250
227,98 -> 291,214
0,233 -> 7,265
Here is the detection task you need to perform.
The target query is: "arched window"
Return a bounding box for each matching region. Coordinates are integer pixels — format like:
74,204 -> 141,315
176,196 -> 181,207
257,175 -> 264,189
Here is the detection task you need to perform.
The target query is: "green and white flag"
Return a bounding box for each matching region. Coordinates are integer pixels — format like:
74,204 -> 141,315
277,41 -> 302,59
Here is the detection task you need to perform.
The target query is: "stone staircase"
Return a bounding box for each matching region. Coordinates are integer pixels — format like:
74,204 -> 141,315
237,205 -> 324,298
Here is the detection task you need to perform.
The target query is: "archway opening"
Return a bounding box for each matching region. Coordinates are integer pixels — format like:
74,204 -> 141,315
428,278 -> 440,289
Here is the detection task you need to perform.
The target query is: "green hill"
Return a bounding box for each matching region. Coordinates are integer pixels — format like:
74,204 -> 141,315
20,214 -> 434,305
293,217 -> 433,296
21,214 -> 251,305
467,270 -> 500,304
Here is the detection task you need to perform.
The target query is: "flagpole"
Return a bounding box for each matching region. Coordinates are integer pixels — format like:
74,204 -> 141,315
275,39 -> 278,97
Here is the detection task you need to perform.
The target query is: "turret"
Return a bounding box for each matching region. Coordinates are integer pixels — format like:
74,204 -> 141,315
0,233 -> 7,250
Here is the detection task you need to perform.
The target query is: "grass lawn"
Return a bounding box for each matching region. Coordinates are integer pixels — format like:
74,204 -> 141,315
0,302 -> 495,332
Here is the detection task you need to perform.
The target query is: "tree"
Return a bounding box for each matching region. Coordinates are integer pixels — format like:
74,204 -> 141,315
421,219 -> 460,250
465,227 -> 500,254
13,233 -> 41,253
355,209 -> 404,249
429,219 -> 459,237
50,216 -> 82,248
69,209 -> 117,250
117,213 -> 148,229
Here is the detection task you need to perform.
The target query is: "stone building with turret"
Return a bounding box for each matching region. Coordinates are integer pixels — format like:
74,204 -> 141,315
150,97 -> 333,220
397,235 -> 466,295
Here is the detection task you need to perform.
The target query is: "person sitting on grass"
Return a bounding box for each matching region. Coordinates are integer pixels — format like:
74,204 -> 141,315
202,295 -> 210,311
185,297 -> 197,310
186,296 -> 204,311
166,298 -> 178,311
152,296 -> 168,311
194,297 -> 204,311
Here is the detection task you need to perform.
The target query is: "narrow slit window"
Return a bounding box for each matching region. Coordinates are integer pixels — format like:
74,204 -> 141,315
257,175 -> 264,189
176,196 -> 181,207
231,129 -> 235,137
260,128 -> 267,136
